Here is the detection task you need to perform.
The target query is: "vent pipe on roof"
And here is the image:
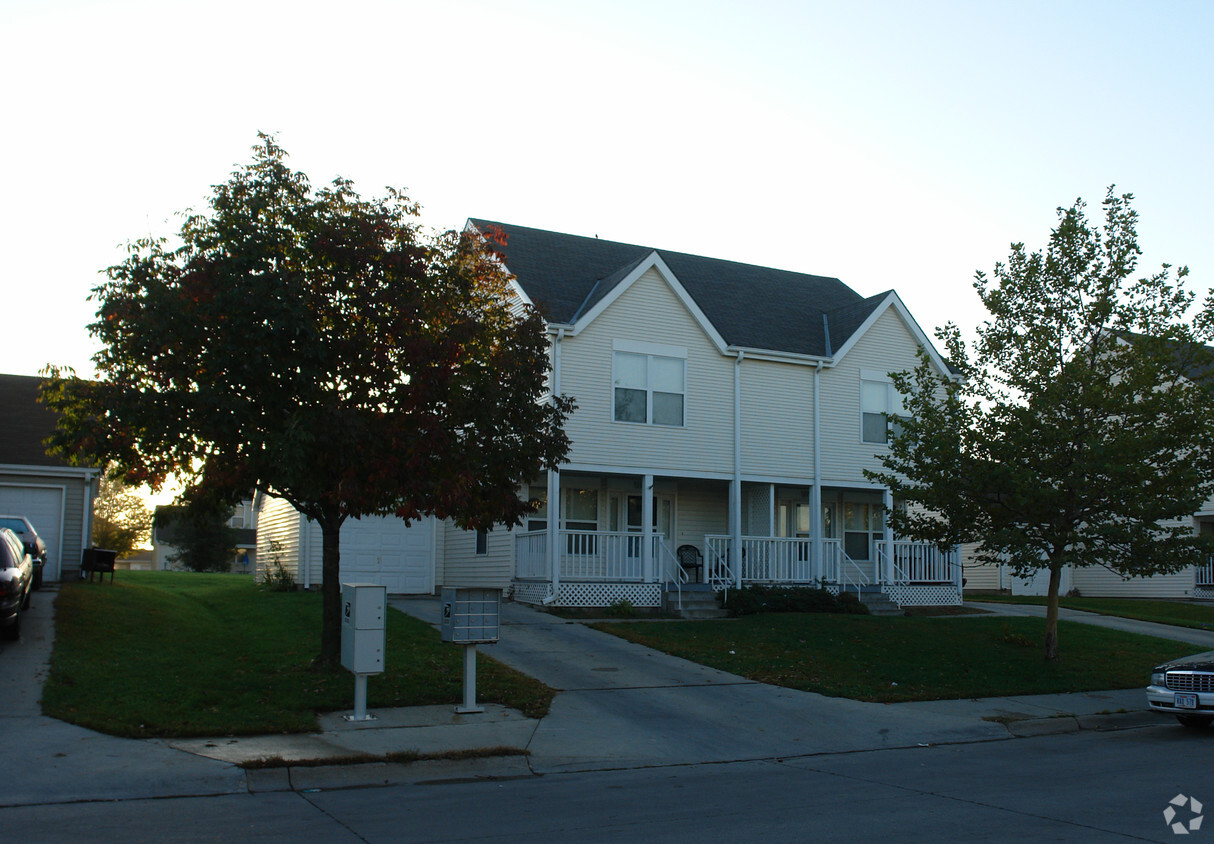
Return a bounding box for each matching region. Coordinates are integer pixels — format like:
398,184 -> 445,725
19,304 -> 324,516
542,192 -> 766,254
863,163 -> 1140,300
822,315 -> 832,357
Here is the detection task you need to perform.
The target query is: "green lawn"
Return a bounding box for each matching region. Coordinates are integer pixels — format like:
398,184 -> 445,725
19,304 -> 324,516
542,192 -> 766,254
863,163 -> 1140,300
43,572 -> 553,738
594,613 -> 1193,702
969,594 -> 1214,631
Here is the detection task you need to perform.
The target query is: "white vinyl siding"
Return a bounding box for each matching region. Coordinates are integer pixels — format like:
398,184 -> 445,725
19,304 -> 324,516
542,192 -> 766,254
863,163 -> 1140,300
255,496 -> 304,583
441,519 -> 513,588
559,267 -> 734,473
739,358 -> 814,479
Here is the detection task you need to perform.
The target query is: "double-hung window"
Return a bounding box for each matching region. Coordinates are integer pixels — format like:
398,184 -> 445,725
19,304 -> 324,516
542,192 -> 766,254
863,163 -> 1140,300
612,341 -> 686,427
860,369 -> 908,445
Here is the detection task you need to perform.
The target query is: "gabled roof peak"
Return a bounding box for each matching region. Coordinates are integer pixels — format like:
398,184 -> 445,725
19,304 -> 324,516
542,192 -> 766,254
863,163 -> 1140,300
469,219 -> 875,358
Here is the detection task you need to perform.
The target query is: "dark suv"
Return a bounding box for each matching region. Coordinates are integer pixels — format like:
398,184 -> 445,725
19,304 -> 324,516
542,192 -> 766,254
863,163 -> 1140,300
0,516 -> 47,589
0,527 -> 33,640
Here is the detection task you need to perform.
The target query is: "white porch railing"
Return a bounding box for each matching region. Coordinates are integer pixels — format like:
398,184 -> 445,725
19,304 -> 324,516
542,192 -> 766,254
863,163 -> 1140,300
514,530 -> 670,582
891,541 -> 955,584
703,534 -> 947,588
518,530 -> 956,589
1197,559 -> 1214,587
515,530 -> 548,579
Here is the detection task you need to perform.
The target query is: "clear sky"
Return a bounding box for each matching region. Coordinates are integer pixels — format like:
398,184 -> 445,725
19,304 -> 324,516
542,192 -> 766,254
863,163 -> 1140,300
2,0 -> 1211,379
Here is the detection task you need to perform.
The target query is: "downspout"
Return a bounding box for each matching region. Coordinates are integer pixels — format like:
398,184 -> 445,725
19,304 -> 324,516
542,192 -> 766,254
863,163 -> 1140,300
732,351 -> 744,589
543,328 -> 565,604
812,362 -> 823,582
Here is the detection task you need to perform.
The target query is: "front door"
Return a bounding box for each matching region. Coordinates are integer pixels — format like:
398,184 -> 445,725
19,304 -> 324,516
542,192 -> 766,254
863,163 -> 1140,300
610,493 -> 675,578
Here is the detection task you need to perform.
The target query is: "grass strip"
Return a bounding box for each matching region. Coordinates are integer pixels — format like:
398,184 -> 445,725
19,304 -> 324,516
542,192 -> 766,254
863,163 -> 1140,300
43,572 -> 553,737
969,594 -> 1214,631
593,613 -> 1193,702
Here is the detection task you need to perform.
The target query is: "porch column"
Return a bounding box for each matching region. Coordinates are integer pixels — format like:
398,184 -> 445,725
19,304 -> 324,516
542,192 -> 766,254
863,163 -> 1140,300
811,483 -> 822,582
642,474 -> 654,582
548,468 -> 561,596
733,351 -> 744,588
882,488 -> 894,585
767,483 -> 775,535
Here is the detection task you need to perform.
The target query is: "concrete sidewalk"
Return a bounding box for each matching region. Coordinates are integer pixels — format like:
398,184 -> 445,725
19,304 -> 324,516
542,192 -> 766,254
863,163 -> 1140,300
1,592 -> 1187,806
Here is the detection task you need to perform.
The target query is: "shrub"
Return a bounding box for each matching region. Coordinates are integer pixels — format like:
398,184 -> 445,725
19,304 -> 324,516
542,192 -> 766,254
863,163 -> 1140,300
604,598 -> 637,618
722,585 -> 869,617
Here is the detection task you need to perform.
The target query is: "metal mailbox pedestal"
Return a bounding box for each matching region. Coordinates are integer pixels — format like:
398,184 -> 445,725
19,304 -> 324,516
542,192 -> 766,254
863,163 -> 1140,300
340,582 -> 386,721
440,587 -> 501,714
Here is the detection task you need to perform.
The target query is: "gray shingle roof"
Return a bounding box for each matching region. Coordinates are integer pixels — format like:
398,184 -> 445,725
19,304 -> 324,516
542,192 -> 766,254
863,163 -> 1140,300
0,374 -> 75,468
470,220 -> 884,358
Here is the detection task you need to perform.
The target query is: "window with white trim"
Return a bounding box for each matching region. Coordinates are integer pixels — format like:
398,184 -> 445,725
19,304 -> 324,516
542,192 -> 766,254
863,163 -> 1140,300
613,351 -> 685,426
861,376 -> 908,445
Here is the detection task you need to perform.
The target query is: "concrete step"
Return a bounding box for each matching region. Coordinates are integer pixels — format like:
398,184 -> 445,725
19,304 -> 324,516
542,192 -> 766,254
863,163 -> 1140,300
856,590 -> 904,616
663,586 -> 727,619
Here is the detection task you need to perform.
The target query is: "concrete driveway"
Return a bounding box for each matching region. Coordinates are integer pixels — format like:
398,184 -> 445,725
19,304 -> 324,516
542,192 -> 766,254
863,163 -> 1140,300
393,598 -> 1050,774
0,586 -> 246,807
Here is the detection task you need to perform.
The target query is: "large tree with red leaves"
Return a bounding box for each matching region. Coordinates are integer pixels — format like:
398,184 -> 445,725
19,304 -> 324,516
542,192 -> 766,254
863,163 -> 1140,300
44,135 -> 572,662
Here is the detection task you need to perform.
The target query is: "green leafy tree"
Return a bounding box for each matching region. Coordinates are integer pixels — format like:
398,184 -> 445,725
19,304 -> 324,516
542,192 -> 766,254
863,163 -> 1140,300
43,135 -> 573,663
868,188 -> 1214,660
91,471 -> 153,558
157,501 -> 240,572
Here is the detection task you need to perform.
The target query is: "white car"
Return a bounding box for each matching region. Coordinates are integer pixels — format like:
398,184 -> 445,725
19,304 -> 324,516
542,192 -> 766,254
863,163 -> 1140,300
1148,651 -> 1214,728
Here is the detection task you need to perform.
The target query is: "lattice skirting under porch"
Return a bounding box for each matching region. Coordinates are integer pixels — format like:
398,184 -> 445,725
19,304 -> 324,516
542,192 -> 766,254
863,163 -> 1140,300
512,581 -> 663,608
884,584 -> 963,606
1193,586 -> 1214,601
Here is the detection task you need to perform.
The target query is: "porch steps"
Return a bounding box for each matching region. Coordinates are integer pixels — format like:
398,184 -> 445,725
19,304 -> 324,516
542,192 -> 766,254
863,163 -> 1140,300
664,584 -> 727,620
851,587 -> 904,617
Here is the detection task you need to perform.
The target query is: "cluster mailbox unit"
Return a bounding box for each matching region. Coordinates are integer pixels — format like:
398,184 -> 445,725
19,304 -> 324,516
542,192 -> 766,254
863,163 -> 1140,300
440,587 -> 501,714
340,582 -> 387,721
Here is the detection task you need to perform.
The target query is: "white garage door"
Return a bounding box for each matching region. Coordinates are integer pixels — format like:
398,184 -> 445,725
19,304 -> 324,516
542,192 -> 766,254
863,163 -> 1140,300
340,515 -> 434,594
0,485 -> 65,581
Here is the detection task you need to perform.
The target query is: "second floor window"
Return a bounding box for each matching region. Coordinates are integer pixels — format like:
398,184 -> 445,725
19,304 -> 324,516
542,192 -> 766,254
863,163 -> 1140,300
861,375 -> 908,445
613,351 -> 685,426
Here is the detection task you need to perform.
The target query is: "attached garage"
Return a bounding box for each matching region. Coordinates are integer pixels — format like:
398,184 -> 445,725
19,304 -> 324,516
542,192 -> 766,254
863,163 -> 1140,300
255,495 -> 436,594
0,485 -> 66,581
338,515 -> 435,594
0,374 -> 100,582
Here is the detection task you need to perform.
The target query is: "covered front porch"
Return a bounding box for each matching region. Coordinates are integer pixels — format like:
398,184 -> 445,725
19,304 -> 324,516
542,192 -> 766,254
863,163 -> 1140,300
511,473 -> 962,609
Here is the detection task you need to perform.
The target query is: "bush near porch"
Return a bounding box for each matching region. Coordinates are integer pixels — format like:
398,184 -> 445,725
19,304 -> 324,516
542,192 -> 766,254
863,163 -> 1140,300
594,614 -> 1192,702
722,585 -> 868,617
43,572 -> 554,737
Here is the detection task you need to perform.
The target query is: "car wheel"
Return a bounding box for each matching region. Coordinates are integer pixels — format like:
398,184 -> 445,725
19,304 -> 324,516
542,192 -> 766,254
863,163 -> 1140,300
1176,714 -> 1213,729
1,614 -> 17,641
33,568 -> 42,590
21,588 -> 31,610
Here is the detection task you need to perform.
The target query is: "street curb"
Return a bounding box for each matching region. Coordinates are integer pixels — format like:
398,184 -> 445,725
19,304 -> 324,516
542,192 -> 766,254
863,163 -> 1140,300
252,755 -> 536,793
1006,710 -> 1162,738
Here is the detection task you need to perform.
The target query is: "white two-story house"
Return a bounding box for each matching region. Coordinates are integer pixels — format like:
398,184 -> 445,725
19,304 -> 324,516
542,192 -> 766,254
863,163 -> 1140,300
258,220 -> 962,609
459,220 -> 961,610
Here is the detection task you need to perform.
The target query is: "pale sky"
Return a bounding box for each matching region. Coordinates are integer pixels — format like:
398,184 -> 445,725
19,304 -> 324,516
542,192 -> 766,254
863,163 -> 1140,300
3,0 -> 1211,380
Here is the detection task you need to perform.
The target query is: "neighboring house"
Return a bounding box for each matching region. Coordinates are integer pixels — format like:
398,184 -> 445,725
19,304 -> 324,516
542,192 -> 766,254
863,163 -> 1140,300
964,335 -> 1214,599
259,221 -> 963,608
153,500 -> 258,573
0,373 -> 100,582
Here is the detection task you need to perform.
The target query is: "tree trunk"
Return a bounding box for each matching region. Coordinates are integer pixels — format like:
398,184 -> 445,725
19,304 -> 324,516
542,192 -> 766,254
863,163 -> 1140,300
1043,560 -> 1063,662
319,516 -> 343,665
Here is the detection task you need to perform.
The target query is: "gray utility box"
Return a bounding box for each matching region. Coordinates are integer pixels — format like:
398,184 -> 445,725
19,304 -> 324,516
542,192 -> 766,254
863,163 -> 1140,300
440,587 -> 501,644
340,582 -> 386,675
